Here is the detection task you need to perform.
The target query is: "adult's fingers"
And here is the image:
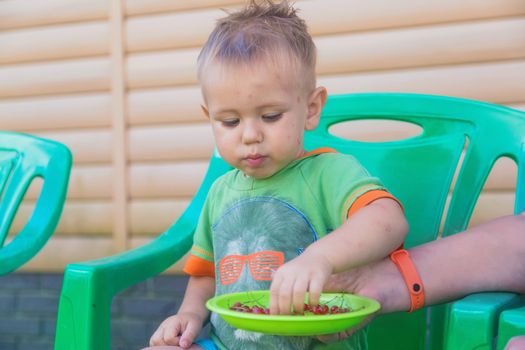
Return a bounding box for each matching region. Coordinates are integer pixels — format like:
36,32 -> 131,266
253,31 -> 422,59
317,314 -> 375,343
505,336 -> 525,350
316,332 -> 342,344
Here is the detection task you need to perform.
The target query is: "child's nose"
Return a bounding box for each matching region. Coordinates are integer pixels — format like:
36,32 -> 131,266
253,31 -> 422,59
242,121 -> 263,144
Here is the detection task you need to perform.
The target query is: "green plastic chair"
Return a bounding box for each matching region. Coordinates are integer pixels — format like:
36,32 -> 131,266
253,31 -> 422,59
54,93 -> 525,350
0,131 -> 72,275
444,293 -> 525,350
497,305 -> 525,350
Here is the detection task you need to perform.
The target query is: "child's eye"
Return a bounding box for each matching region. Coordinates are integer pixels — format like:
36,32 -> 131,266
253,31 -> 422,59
222,119 -> 240,127
262,113 -> 282,122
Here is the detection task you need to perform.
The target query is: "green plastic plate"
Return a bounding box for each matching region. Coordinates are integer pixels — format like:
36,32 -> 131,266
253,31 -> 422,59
206,290 -> 380,336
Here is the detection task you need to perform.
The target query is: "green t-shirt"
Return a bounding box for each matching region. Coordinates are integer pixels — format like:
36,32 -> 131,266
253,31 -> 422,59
191,151 -> 386,350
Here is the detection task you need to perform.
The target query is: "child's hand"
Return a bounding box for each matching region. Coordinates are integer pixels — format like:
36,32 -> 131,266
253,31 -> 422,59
149,311 -> 204,348
269,250 -> 332,315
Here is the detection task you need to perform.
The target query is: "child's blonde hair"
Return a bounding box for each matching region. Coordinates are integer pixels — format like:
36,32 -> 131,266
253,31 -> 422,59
197,0 -> 317,91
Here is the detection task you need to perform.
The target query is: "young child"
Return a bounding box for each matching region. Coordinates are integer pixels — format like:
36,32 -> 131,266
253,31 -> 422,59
145,1 -> 408,349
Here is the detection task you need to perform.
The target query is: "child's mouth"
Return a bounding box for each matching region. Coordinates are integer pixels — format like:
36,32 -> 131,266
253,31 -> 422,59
245,155 -> 266,167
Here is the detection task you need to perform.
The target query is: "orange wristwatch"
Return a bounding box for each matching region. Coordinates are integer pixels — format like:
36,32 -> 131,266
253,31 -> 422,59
389,249 -> 425,312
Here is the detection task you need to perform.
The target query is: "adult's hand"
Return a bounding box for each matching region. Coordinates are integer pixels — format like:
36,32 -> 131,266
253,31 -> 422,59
318,258 -> 410,343
505,335 -> 525,350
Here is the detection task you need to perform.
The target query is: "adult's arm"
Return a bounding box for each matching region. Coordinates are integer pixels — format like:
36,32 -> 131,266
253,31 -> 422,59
325,213 -> 525,314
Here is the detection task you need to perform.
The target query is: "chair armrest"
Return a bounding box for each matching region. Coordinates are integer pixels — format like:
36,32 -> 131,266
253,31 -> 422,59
54,152 -> 230,350
71,217 -> 195,294
55,218 -> 194,350
497,304 -> 525,350
444,292 -> 524,350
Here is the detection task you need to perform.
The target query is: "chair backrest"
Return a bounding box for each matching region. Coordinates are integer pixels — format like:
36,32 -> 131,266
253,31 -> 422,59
303,93 -> 525,350
311,93 -> 524,237
0,131 -> 72,275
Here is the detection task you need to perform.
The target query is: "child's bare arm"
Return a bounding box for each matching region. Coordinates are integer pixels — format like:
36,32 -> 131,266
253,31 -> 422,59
150,276 -> 215,348
317,198 -> 407,272
270,198 -> 407,315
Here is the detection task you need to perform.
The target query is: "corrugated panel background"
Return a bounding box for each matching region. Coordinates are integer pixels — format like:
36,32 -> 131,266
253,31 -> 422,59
1,0 -> 523,272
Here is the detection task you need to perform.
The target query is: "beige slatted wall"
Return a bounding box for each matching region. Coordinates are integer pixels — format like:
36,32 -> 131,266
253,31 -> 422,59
1,0 -> 524,272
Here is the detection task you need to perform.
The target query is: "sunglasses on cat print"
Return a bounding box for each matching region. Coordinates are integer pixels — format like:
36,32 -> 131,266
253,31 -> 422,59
219,250 -> 284,285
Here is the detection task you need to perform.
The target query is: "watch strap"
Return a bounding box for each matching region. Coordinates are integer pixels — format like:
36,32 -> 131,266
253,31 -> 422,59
389,248 -> 425,312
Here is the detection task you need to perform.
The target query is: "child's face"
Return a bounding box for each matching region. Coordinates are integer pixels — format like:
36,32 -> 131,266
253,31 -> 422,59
201,60 -> 326,179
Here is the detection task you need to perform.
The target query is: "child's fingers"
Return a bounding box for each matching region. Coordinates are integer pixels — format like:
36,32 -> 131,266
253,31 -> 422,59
269,270 -> 290,314
269,274 -> 282,314
270,268 -> 294,315
150,327 -> 172,346
149,328 -> 163,346
292,277 -> 308,314
179,321 -> 200,348
149,318 -> 182,346
162,322 -> 182,345
277,278 -> 294,314
307,276 -> 324,306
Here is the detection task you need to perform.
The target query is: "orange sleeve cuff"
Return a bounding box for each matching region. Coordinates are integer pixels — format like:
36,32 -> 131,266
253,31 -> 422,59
347,189 -> 403,218
183,254 -> 215,277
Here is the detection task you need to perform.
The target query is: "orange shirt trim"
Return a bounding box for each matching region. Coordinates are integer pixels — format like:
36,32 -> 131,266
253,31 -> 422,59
183,255 -> 215,277
347,189 -> 403,218
302,147 -> 337,158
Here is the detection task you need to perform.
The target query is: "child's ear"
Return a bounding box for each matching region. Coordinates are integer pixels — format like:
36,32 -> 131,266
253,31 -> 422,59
305,86 -> 327,130
201,104 -> 210,120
